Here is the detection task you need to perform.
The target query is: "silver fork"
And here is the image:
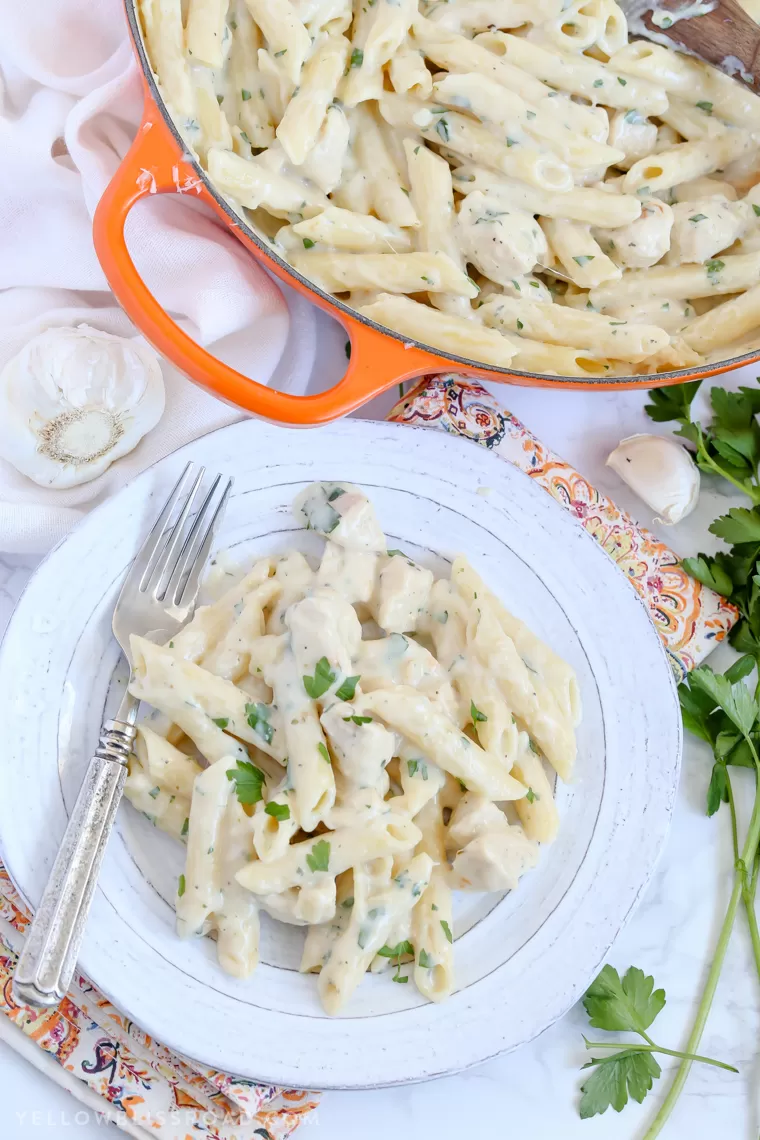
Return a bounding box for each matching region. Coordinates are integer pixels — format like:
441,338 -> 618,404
12,462 -> 232,1009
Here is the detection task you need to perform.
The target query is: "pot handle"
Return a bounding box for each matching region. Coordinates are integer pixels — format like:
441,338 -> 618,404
93,112 -> 442,424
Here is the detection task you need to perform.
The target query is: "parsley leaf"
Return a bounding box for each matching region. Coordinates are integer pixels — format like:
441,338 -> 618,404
181,817 -> 189,837
435,117 -> 450,142
350,47 -> 364,68
573,254 -> 595,266
343,714 -> 372,724
265,801 -> 291,821
245,702 -> 274,744
580,1050 -> 661,1118
378,940 -> 414,958
470,700 -> 488,723
303,656 -> 336,699
335,673 -> 360,701
689,213 -> 707,223
696,99 -> 713,113
440,920 -> 453,943
418,948 -> 433,968
178,874 -> 186,897
212,717 -> 229,729
526,787 -> 537,803
302,237 -> 315,249
306,839 -> 331,872
583,965 -> 666,1034
241,89 -> 251,101
226,759 -> 266,805
690,665 -> 757,736
317,742 -> 331,763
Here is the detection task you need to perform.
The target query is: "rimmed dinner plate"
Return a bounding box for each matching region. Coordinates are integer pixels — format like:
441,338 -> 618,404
0,419 -> 681,1089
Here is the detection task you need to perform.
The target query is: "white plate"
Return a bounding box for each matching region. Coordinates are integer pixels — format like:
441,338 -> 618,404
0,419 -> 681,1089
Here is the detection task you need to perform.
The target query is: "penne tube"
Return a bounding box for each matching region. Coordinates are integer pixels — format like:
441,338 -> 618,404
405,140 -> 471,318
236,815 -> 421,894
242,0 -> 312,86
185,0 -> 228,68
432,73 -> 624,171
357,293 -> 518,366
681,282 -> 760,353
351,103 -> 419,228
511,337 -> 617,378
480,296 -> 668,361
207,147 -> 328,217
289,251 -> 478,297
451,166 -> 642,227
541,218 -> 621,288
623,130 -> 753,196
276,35 -> 350,166
286,206 -> 412,253
476,31 -> 668,114
609,40 -> 760,130
342,0 -> 418,106
590,251 -> 760,307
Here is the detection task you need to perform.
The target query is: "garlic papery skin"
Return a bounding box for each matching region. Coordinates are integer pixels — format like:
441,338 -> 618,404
0,324 -> 165,489
606,433 -> 700,524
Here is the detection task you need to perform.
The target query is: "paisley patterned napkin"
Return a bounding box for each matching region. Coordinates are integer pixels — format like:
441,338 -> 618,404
0,374 -> 736,1140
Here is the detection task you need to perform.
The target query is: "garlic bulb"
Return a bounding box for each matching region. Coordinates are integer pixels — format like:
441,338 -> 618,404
606,433 -> 700,524
0,325 -> 165,489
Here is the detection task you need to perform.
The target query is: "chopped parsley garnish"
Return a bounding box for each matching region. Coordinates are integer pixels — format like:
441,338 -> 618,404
212,717 -> 229,729
593,79 -> 603,88
754,204 -> 760,217
387,548 -> 405,557
696,100 -> 713,113
341,896 -> 354,909
470,700 -> 488,723
318,742 -> 331,763
407,758 -> 429,780
705,258 -> 725,280
617,76 -> 627,85
148,786 -> 160,799
306,839 -> 331,872
435,117 -> 450,142
350,48 -> 364,68
226,759 -> 266,805
302,237 -> 316,249
418,948 -> 434,968
689,214 -> 707,223
526,110 -> 536,119
303,656 -> 336,699
573,254 -> 595,266
343,714 -> 373,725
506,137 -> 516,147
526,787 -> 537,804
241,89 -> 251,101
265,801 -> 291,821
245,701 -> 274,744
336,673 -> 360,701
516,318 -> 524,331
440,920 -> 453,944
181,817 -> 189,837
274,48 -> 287,57
177,874 -> 186,897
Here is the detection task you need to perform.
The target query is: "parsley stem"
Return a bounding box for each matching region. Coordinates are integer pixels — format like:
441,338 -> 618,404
583,1041 -> 738,1073
642,776 -> 760,1138
695,429 -> 760,503
725,769 -> 740,863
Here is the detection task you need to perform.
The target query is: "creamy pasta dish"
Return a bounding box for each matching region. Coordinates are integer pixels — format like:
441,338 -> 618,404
139,0 -> 760,377
124,483 -> 580,1013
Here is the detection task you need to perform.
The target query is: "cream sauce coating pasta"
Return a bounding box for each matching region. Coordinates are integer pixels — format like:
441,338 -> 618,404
139,0 -> 760,372
125,483 -> 579,1013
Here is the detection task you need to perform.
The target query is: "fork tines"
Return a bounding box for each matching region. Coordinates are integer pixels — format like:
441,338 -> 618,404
136,463 -> 232,610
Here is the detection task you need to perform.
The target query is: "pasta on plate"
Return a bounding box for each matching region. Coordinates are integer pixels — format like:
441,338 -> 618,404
124,483 -> 581,1013
139,0 -> 760,375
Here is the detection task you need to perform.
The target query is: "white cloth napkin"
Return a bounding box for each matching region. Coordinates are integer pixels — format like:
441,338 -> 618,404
0,0 -> 321,554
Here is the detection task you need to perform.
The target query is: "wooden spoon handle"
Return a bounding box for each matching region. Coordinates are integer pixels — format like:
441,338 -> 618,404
638,0 -> 760,93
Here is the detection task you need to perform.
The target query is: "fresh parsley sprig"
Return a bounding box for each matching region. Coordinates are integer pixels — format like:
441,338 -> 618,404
577,965 -> 737,1120
645,379 -> 760,655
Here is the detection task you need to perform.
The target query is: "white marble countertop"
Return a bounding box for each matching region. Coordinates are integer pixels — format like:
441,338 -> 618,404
2,340 -> 760,1140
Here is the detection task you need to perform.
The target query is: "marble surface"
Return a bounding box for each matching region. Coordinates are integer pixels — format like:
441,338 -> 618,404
2,338 -> 760,1139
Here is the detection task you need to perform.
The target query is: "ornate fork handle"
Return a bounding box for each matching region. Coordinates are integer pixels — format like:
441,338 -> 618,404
12,701 -> 138,1009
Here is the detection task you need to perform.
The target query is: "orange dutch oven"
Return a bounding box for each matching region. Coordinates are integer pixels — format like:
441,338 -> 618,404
93,1 -> 760,426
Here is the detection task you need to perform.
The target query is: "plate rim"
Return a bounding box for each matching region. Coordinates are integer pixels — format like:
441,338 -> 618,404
0,417 -> 682,1089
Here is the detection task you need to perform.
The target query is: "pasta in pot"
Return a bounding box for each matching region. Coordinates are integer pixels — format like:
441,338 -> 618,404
124,483 -> 580,1013
139,0 -> 760,373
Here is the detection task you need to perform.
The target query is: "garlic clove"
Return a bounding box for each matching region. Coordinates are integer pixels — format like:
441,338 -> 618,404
0,324 -> 165,489
606,433 -> 700,524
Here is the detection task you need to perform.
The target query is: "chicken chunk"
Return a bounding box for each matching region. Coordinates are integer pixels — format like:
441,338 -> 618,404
457,191 -> 548,285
